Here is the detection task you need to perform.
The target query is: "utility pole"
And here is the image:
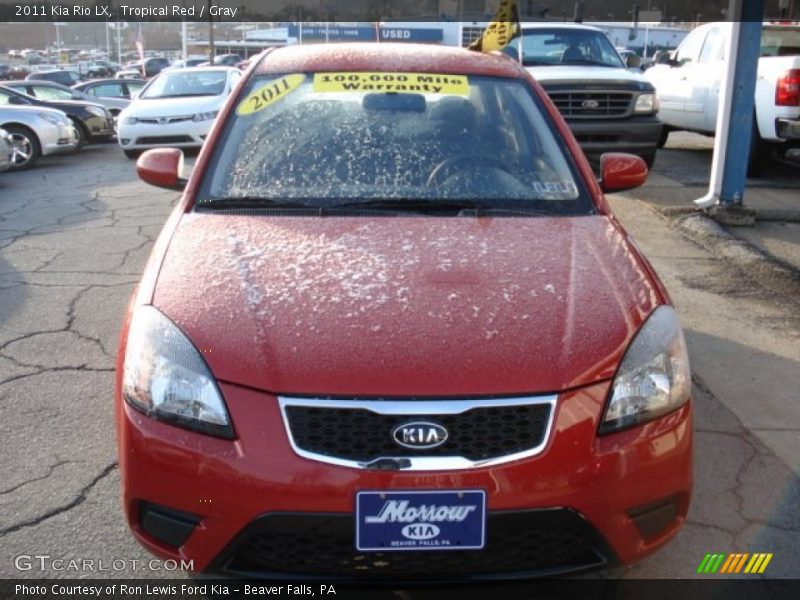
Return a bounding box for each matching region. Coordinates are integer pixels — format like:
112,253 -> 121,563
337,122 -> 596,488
573,0 -> 585,23
208,0 -> 215,64
695,0 -> 764,215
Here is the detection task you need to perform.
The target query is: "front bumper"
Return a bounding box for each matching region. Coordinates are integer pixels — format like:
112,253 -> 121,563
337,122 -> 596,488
117,380 -> 692,579
117,119 -> 211,150
41,123 -> 79,156
566,114 -> 663,158
84,114 -> 116,141
776,118 -> 800,142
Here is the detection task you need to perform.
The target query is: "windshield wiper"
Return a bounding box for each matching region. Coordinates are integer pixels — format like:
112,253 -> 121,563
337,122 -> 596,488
328,198 -> 551,216
196,197 -> 315,210
328,198 -> 494,213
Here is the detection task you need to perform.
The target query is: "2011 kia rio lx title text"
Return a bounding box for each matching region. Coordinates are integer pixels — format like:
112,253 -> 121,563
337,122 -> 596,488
116,43 -> 692,579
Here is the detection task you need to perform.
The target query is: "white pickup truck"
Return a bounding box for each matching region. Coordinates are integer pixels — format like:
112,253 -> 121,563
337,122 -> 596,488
645,21 -> 800,174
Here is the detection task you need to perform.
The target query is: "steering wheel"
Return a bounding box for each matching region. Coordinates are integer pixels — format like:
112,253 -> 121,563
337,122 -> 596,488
426,154 -> 511,188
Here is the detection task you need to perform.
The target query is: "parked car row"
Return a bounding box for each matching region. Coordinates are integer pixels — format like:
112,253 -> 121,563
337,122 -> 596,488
3,78 -> 146,118
0,84 -> 115,148
0,75 -> 135,170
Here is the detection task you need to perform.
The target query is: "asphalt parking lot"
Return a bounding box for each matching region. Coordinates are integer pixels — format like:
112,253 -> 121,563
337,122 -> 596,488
0,137 -> 798,583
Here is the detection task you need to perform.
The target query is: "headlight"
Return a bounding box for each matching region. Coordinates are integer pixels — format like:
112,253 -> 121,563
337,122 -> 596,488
600,306 -> 690,434
38,111 -> 68,126
193,111 -> 218,122
85,105 -> 108,118
124,116 -> 138,125
634,93 -> 658,114
122,305 -> 234,439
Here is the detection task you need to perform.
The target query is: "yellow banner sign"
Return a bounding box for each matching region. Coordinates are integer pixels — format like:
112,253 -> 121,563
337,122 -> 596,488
469,0 -> 521,53
236,73 -> 305,116
313,72 -> 469,96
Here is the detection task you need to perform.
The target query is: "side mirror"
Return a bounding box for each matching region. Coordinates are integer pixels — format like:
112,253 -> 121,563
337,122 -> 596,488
600,153 -> 648,193
136,148 -> 187,190
625,54 -> 642,69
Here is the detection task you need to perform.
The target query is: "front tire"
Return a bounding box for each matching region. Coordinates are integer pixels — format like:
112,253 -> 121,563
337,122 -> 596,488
657,126 -> 670,149
4,124 -> 41,171
70,118 -> 88,148
123,149 -> 141,159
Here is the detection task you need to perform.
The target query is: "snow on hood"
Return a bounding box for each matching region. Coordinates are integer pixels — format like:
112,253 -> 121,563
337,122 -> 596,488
152,214 -> 661,397
528,65 -> 647,85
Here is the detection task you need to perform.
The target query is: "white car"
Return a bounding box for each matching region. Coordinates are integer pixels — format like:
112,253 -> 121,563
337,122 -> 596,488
0,104 -> 79,170
117,67 -> 241,158
646,21 -> 800,174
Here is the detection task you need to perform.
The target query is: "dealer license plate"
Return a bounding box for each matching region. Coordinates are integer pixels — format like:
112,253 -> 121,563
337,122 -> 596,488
356,490 -> 486,552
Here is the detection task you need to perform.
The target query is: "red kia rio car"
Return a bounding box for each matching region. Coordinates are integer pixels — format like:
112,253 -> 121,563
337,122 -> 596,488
116,43 -> 692,579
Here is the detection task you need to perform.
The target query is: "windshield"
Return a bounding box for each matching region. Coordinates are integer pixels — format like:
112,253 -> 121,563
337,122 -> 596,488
198,72 -> 591,215
140,70 -> 227,99
510,28 -> 625,68
761,26 -> 800,57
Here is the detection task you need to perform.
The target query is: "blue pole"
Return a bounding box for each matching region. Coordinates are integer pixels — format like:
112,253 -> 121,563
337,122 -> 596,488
718,1 -> 764,205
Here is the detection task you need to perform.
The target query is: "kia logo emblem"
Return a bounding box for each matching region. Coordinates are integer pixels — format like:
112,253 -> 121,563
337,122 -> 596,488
582,99 -> 600,109
392,421 -> 449,450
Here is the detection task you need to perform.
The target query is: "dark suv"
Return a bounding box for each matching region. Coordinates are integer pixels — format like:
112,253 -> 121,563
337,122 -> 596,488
511,23 -> 663,169
26,69 -> 82,87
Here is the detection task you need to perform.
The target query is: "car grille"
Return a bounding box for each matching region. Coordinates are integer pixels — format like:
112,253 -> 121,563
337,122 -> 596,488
215,510 -> 613,579
137,115 -> 193,124
135,135 -> 194,145
284,402 -> 551,464
575,133 -> 623,144
546,91 -> 634,119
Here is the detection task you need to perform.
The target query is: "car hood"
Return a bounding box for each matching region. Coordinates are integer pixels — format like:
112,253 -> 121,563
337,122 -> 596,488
152,214 -> 660,396
529,65 -> 649,86
44,99 -> 106,111
0,104 -> 65,116
126,95 -> 224,118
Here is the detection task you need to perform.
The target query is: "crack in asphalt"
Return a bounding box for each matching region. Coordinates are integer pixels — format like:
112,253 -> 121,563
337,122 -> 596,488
0,463 -> 118,538
0,461 -> 73,495
690,374 -> 800,537
0,365 -> 115,387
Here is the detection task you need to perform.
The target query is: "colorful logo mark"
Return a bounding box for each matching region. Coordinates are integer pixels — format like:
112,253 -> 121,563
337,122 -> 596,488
697,553 -> 773,574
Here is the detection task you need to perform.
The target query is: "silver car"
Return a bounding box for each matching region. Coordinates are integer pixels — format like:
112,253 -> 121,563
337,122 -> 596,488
72,79 -> 147,116
0,127 -> 12,172
0,105 -> 79,170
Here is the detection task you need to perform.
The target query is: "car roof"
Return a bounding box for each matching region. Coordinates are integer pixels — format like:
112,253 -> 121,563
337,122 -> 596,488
12,79 -> 69,86
254,43 -> 525,79
520,22 -> 603,33
162,66 -> 238,73
29,70 -> 77,75
76,78 -> 145,86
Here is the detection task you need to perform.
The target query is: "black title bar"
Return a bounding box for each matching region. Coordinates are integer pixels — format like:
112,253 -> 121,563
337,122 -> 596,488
0,0 -> 795,23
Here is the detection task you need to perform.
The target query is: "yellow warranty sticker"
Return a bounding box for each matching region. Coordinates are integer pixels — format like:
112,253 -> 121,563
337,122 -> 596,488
313,72 -> 469,96
236,73 -> 305,116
